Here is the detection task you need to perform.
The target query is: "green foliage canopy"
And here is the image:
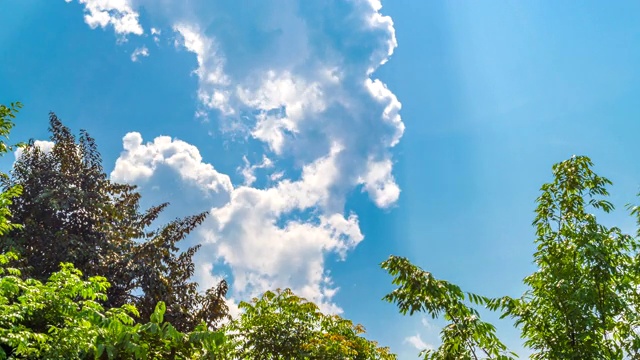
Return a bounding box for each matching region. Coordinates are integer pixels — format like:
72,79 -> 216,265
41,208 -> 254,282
227,288 -> 397,360
0,252 -> 226,359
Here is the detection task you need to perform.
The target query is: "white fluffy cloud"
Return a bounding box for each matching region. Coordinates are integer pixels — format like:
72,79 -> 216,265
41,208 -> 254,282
404,317 -> 436,353
111,132 -> 232,200
150,27 -> 161,44
112,137 -> 363,312
358,157 -> 400,208
239,155 -> 272,186
130,46 -> 149,62
173,24 -> 232,115
14,140 -> 54,160
65,0 -> 143,36
87,0 -> 405,312
405,334 -> 432,352
166,1 -> 404,206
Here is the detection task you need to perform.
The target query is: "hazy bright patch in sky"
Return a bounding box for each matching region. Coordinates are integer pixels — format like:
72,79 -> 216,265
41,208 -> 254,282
2,1 -> 640,358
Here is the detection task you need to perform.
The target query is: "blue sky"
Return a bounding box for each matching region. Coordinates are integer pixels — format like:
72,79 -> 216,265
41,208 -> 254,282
2,1 -> 640,358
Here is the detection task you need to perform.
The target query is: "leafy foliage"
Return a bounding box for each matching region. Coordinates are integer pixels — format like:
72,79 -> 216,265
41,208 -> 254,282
0,102 -> 23,237
0,102 -> 23,156
0,113 -> 228,331
382,256 -> 514,360
0,252 -> 227,359
0,254 -> 397,359
227,288 -> 397,359
500,156 -> 640,359
383,155 -> 640,359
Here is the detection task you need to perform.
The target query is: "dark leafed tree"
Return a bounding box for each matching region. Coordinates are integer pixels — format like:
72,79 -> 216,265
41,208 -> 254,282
0,112 -> 228,331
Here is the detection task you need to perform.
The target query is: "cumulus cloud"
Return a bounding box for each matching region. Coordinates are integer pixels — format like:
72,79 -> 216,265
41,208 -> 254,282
173,24 -> 232,115
14,140 -> 54,160
403,317 -> 436,353
113,136 -> 363,312
64,0 -> 143,36
111,132 -> 232,201
92,0 -> 405,312
358,157 -> 400,208
150,27 -> 161,44
239,155 -> 273,186
405,334 -> 432,352
130,46 -> 149,62
164,1 -> 404,206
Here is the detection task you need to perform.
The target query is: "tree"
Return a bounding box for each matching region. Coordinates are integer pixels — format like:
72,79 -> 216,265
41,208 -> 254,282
226,288 -> 397,360
0,255 -> 399,360
381,256 -> 514,360
502,156 -> 640,359
1,113 -> 228,332
383,156 -> 640,359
